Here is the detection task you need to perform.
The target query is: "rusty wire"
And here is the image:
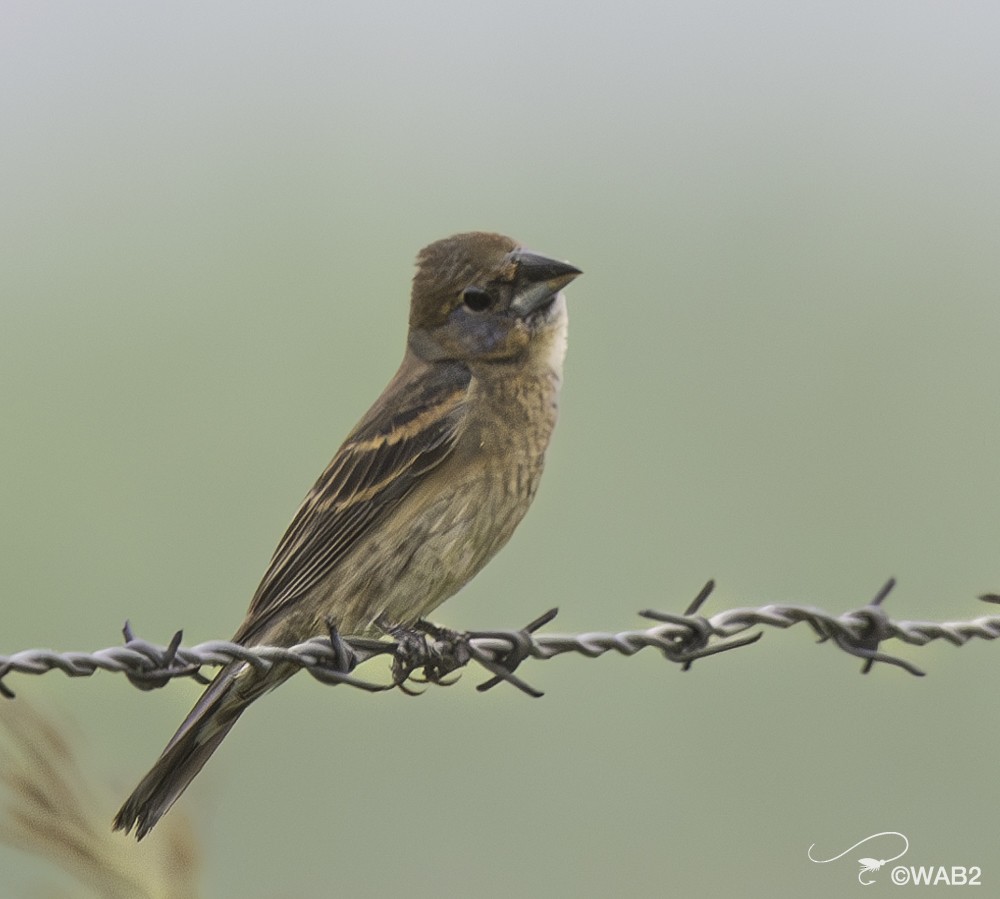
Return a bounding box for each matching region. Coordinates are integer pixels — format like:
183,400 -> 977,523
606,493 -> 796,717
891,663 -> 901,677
2,579 -> 999,699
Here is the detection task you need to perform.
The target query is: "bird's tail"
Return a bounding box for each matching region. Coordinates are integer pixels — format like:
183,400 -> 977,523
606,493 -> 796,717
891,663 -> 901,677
114,662 -> 273,840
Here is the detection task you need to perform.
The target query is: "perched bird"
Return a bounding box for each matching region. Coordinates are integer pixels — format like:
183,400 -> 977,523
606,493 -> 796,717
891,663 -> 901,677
114,231 -> 581,839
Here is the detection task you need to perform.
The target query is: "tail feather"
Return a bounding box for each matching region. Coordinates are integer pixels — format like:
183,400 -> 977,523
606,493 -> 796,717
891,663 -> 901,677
114,664 -> 254,840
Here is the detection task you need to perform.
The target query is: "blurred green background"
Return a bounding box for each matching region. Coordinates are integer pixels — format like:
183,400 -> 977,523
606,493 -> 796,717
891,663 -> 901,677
2,2 -> 1000,896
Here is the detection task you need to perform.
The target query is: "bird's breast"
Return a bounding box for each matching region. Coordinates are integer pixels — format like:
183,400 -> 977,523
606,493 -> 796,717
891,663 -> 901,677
346,361 -> 561,633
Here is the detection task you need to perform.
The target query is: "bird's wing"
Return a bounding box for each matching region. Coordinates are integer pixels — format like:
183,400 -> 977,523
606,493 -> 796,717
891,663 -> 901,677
234,359 -> 471,644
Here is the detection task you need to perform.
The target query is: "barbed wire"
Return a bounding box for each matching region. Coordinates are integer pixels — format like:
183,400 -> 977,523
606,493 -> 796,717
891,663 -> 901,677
2,579 -> 999,699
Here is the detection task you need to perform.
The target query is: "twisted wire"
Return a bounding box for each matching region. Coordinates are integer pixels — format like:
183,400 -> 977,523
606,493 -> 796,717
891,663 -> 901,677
2,580 -> 998,698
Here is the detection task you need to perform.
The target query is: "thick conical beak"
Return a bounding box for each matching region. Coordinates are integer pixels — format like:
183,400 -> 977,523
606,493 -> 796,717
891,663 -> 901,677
509,250 -> 582,317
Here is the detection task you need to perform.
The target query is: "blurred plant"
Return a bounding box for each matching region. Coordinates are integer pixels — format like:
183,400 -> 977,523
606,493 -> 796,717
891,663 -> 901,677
0,701 -> 202,899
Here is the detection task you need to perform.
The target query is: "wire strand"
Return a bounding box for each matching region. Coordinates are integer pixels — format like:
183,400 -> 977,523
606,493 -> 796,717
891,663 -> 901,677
2,580 -> 998,698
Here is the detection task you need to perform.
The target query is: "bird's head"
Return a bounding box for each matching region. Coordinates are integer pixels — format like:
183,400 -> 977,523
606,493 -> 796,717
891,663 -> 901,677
408,232 -> 581,365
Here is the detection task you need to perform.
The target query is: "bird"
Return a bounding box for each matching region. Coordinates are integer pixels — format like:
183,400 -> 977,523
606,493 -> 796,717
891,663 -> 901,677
113,231 -> 581,839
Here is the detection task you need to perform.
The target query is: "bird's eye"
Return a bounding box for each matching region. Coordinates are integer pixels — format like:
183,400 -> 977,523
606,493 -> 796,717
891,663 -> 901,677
462,286 -> 492,312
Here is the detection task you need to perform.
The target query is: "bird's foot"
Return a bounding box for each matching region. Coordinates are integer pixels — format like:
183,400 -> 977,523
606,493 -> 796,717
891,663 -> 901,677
375,617 -> 469,694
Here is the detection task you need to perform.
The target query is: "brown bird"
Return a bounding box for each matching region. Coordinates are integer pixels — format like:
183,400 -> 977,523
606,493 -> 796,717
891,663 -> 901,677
114,231 -> 581,839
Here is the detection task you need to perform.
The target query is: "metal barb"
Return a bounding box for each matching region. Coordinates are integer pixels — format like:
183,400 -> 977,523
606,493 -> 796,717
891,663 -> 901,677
678,630 -> 764,670
683,580 -> 716,616
468,609 -> 557,695
121,625 -> 204,691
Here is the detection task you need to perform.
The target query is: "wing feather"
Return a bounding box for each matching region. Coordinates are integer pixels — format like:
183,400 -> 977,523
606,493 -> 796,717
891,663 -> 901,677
234,359 -> 470,643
